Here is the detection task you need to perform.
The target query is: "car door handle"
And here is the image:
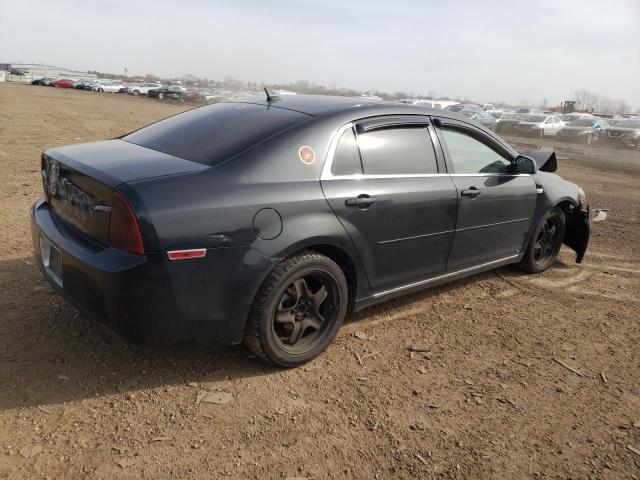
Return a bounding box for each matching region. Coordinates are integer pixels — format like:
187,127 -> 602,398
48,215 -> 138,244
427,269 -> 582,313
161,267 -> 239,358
461,188 -> 481,198
345,195 -> 377,208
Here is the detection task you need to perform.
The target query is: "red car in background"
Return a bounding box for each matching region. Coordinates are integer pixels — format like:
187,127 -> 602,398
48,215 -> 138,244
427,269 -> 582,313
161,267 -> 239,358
51,79 -> 76,88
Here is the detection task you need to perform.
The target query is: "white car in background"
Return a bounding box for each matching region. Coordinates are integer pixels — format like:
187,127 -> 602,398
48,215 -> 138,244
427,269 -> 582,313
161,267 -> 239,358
413,99 -> 460,110
127,83 -> 162,96
93,81 -> 125,93
515,114 -> 565,137
560,112 -> 593,123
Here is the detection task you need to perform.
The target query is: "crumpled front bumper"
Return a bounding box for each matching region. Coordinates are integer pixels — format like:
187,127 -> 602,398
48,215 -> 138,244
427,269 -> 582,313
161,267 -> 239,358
563,206 -> 591,263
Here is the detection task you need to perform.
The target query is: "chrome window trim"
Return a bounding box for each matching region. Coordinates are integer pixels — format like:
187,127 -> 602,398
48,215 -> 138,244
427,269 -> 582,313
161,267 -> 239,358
321,122 -> 355,180
321,121 -> 532,181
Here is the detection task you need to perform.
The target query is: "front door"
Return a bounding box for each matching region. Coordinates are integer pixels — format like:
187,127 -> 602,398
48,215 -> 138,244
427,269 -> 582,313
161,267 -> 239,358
434,119 -> 537,271
321,118 -> 458,294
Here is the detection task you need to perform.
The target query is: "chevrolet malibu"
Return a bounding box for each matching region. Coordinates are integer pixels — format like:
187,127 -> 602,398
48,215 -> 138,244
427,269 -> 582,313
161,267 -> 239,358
32,94 -> 590,366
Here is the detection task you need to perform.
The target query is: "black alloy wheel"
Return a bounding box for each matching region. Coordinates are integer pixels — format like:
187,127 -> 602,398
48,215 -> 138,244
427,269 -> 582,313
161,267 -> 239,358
272,273 -> 335,354
519,207 -> 566,273
533,216 -> 561,264
244,251 -> 348,367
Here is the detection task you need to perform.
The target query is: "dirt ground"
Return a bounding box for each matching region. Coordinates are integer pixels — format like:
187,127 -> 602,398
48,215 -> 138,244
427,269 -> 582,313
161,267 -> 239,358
0,82 -> 639,479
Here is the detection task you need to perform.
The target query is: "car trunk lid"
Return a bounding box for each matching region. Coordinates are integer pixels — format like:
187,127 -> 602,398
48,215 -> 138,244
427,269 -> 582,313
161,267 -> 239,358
42,140 -> 207,245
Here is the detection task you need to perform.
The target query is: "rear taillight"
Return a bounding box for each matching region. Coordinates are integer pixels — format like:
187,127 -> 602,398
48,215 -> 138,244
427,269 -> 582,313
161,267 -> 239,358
109,192 -> 144,255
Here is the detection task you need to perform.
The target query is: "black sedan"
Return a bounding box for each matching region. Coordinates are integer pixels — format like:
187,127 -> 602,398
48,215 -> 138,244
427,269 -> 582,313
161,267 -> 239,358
147,86 -> 184,100
31,95 -> 591,366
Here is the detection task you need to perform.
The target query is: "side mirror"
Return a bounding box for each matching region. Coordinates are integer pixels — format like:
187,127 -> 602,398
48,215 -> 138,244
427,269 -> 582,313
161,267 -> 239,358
514,155 -> 537,174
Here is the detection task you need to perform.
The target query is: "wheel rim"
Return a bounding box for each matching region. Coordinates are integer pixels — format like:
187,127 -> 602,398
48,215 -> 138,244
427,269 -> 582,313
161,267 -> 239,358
533,216 -> 561,264
272,272 -> 339,355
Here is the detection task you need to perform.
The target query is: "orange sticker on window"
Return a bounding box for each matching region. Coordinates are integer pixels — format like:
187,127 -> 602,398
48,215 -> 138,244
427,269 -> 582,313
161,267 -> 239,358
298,146 -> 315,165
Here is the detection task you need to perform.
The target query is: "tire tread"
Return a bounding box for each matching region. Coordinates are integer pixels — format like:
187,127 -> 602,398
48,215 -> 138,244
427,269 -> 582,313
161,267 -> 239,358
243,251 -> 340,364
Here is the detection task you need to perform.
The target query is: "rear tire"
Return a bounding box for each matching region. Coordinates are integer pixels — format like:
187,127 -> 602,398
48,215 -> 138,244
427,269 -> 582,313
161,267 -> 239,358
158,92 -> 164,99
98,88 -> 103,92
133,90 -> 140,96
244,251 -> 348,367
519,207 -> 566,273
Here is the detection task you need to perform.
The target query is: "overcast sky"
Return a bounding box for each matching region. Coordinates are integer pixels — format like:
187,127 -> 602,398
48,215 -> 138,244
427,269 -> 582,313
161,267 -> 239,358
1,0 -> 639,107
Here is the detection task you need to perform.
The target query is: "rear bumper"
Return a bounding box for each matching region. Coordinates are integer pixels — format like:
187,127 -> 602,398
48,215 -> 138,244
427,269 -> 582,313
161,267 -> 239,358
31,199 -> 270,345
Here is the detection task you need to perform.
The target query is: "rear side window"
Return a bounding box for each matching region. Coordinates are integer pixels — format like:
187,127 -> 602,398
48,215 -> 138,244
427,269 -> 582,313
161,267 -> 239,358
123,103 -> 307,166
440,127 -> 511,174
357,126 -> 438,175
331,128 -> 362,176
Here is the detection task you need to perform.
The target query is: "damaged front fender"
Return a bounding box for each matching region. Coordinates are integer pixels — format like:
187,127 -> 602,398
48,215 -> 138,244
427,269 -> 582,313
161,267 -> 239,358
563,205 -> 591,263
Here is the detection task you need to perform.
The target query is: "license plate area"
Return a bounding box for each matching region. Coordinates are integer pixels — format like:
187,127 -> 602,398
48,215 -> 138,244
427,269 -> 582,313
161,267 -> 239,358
40,235 -> 63,287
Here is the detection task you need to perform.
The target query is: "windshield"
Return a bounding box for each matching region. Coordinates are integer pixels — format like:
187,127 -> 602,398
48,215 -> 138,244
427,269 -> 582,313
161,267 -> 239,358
525,115 -> 546,123
123,102 -> 308,166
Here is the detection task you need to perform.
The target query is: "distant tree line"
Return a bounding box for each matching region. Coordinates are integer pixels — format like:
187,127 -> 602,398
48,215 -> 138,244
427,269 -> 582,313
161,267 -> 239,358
574,89 -> 634,114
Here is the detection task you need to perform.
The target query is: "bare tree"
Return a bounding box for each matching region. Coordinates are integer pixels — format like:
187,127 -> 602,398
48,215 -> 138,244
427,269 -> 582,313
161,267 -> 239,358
574,89 -> 600,111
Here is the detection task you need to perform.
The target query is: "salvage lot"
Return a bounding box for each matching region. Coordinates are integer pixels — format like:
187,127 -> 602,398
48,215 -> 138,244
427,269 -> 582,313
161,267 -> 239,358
0,83 -> 639,479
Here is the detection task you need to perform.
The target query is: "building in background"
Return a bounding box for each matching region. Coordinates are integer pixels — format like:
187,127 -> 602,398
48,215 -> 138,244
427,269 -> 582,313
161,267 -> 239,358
0,63 -> 97,83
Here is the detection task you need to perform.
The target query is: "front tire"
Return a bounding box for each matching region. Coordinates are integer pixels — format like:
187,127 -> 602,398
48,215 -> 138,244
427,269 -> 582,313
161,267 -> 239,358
158,92 -> 164,99
133,90 -> 140,96
98,88 -> 103,92
519,207 -> 566,273
244,251 -> 348,367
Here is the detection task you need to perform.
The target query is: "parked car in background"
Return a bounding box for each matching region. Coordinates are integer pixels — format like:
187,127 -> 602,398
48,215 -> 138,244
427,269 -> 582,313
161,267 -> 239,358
83,81 -> 100,91
516,108 -> 543,114
94,82 -> 126,93
148,85 -> 186,100
74,81 -> 89,90
482,103 -> 496,112
490,111 -> 516,122
560,113 -> 593,123
41,78 -> 58,86
557,118 -> 608,144
51,79 -> 76,88
127,83 -> 162,96
182,90 -> 214,103
515,114 -> 564,137
602,119 -> 640,149
460,109 -> 497,129
446,104 -> 483,113
32,95 -> 590,366
413,99 -> 440,109
495,113 -> 535,134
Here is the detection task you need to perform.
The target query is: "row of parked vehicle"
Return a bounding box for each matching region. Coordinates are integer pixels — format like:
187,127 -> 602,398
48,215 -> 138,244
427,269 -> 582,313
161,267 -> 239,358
438,103 -> 640,149
30,77 -> 230,104
30,78 -> 639,149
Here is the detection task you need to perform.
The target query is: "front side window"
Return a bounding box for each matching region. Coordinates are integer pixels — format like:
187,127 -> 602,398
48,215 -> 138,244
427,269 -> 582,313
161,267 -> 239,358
331,127 -> 362,176
440,127 -> 512,174
357,126 -> 438,175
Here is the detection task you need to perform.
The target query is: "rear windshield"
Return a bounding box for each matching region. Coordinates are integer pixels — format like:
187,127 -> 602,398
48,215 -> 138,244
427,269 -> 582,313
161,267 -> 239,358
123,102 -> 308,166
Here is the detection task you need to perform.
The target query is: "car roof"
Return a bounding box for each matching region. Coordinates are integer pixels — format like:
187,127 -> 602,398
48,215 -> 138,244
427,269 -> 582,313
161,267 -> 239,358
225,94 -> 472,120
221,94 -> 518,157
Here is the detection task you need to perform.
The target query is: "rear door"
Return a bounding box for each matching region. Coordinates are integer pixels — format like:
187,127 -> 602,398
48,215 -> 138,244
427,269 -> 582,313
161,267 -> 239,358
433,118 -> 537,271
321,116 -> 458,294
